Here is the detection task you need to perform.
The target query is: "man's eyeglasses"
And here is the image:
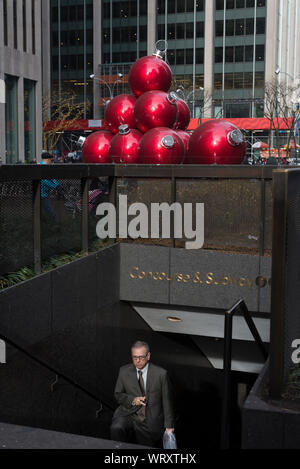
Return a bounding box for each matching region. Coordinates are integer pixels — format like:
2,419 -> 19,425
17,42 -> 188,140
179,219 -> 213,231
132,354 -> 148,361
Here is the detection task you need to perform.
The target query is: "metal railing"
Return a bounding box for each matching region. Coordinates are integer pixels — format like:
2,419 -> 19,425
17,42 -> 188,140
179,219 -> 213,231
0,331 -> 114,415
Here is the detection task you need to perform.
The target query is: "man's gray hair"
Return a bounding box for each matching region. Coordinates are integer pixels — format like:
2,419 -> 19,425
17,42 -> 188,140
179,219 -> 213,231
131,341 -> 150,354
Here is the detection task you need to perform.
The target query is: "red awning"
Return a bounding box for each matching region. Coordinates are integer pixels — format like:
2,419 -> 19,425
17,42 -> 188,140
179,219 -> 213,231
187,117 -> 294,131
43,117 -> 294,133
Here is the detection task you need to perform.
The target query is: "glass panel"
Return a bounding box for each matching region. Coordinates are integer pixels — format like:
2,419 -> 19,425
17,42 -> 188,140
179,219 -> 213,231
24,80 -> 36,163
5,75 -> 19,164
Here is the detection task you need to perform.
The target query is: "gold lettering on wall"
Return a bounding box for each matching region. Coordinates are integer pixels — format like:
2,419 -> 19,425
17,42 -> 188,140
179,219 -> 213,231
129,267 -> 270,289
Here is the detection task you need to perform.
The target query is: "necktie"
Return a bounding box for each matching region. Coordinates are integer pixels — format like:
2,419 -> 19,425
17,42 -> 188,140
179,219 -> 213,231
137,370 -> 146,422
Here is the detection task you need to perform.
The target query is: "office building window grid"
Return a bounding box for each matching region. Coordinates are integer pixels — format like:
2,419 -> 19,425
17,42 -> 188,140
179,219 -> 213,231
213,0 -> 266,116
102,0 -> 148,64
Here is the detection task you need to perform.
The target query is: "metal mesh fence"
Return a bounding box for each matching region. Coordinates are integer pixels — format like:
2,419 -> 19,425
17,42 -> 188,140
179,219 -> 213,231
116,178 -> 173,247
0,180 -> 34,275
88,177 -> 110,247
176,179 -> 262,253
0,168 -> 273,279
41,179 -> 82,263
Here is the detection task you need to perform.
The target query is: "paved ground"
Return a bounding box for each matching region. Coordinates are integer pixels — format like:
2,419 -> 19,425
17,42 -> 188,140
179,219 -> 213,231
0,422 -> 149,449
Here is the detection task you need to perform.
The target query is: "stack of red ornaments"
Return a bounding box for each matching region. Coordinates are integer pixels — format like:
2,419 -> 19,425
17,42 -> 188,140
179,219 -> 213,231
82,51 -> 245,165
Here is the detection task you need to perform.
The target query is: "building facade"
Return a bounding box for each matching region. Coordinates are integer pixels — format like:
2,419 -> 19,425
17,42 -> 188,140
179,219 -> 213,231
0,0 -> 43,164
47,0 -> 300,122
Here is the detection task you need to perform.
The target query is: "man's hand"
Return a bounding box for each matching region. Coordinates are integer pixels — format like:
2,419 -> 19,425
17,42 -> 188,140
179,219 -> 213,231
132,396 -> 146,406
165,428 -> 175,433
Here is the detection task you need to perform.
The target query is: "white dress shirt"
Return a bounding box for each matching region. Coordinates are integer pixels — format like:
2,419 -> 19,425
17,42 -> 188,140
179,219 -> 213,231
136,363 -> 149,392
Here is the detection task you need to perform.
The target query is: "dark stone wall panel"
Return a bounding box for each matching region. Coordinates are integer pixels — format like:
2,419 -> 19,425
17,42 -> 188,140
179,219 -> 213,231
120,244 -> 170,304
51,254 -> 98,332
96,244 -> 120,309
0,273 -> 52,346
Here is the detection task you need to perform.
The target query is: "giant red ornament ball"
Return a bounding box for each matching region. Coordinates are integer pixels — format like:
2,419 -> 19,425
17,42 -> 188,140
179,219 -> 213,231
129,55 -> 172,97
139,127 -> 185,165
82,130 -> 114,164
176,130 -> 191,156
173,98 -> 191,131
134,91 -> 178,134
104,94 -> 137,134
109,125 -> 143,164
187,120 -> 246,165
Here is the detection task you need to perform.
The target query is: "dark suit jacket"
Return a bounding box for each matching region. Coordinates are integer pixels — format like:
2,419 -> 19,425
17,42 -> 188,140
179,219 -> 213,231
113,362 -> 175,436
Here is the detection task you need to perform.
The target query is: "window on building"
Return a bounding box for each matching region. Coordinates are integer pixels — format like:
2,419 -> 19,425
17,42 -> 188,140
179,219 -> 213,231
168,0 -> 176,14
256,17 -> 266,34
236,0 -> 245,8
225,73 -> 234,89
225,102 -> 250,118
255,44 -> 265,61
177,49 -> 185,65
32,0 -> 36,54
140,0 -> 147,15
13,0 -> 18,49
235,46 -> 244,62
226,20 -> 234,36
157,0 -> 165,14
246,18 -> 254,35
214,73 -> 223,89
235,19 -> 245,35
196,49 -> 204,64
234,72 -> 244,88
196,22 -> 204,38
177,23 -> 185,39
23,0 -> 27,52
225,47 -> 234,62
24,79 -> 36,163
5,75 -> 19,164
245,45 -> 253,61
244,72 -> 253,88
168,24 -> 175,40
177,0 -> 185,13
215,21 -> 224,37
186,23 -> 194,39
255,72 -> 265,87
197,0 -> 204,11
3,0 -> 8,46
158,24 -> 165,39
186,49 -> 193,64
216,0 -> 264,9
186,0 -> 195,12
168,49 -> 175,65
215,47 -> 223,63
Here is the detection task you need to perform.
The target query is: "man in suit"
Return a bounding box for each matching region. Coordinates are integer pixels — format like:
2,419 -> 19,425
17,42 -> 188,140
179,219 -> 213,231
110,341 -> 175,447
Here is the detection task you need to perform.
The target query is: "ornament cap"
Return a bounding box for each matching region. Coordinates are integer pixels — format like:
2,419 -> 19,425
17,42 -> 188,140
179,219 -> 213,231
77,136 -> 87,148
167,92 -> 179,104
119,124 -> 130,135
227,129 -> 244,146
161,135 -> 175,149
153,39 -> 168,58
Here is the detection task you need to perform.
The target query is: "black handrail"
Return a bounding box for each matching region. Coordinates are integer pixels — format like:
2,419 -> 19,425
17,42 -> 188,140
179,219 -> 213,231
220,299 -> 268,449
0,163 -> 276,181
0,332 -> 114,413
